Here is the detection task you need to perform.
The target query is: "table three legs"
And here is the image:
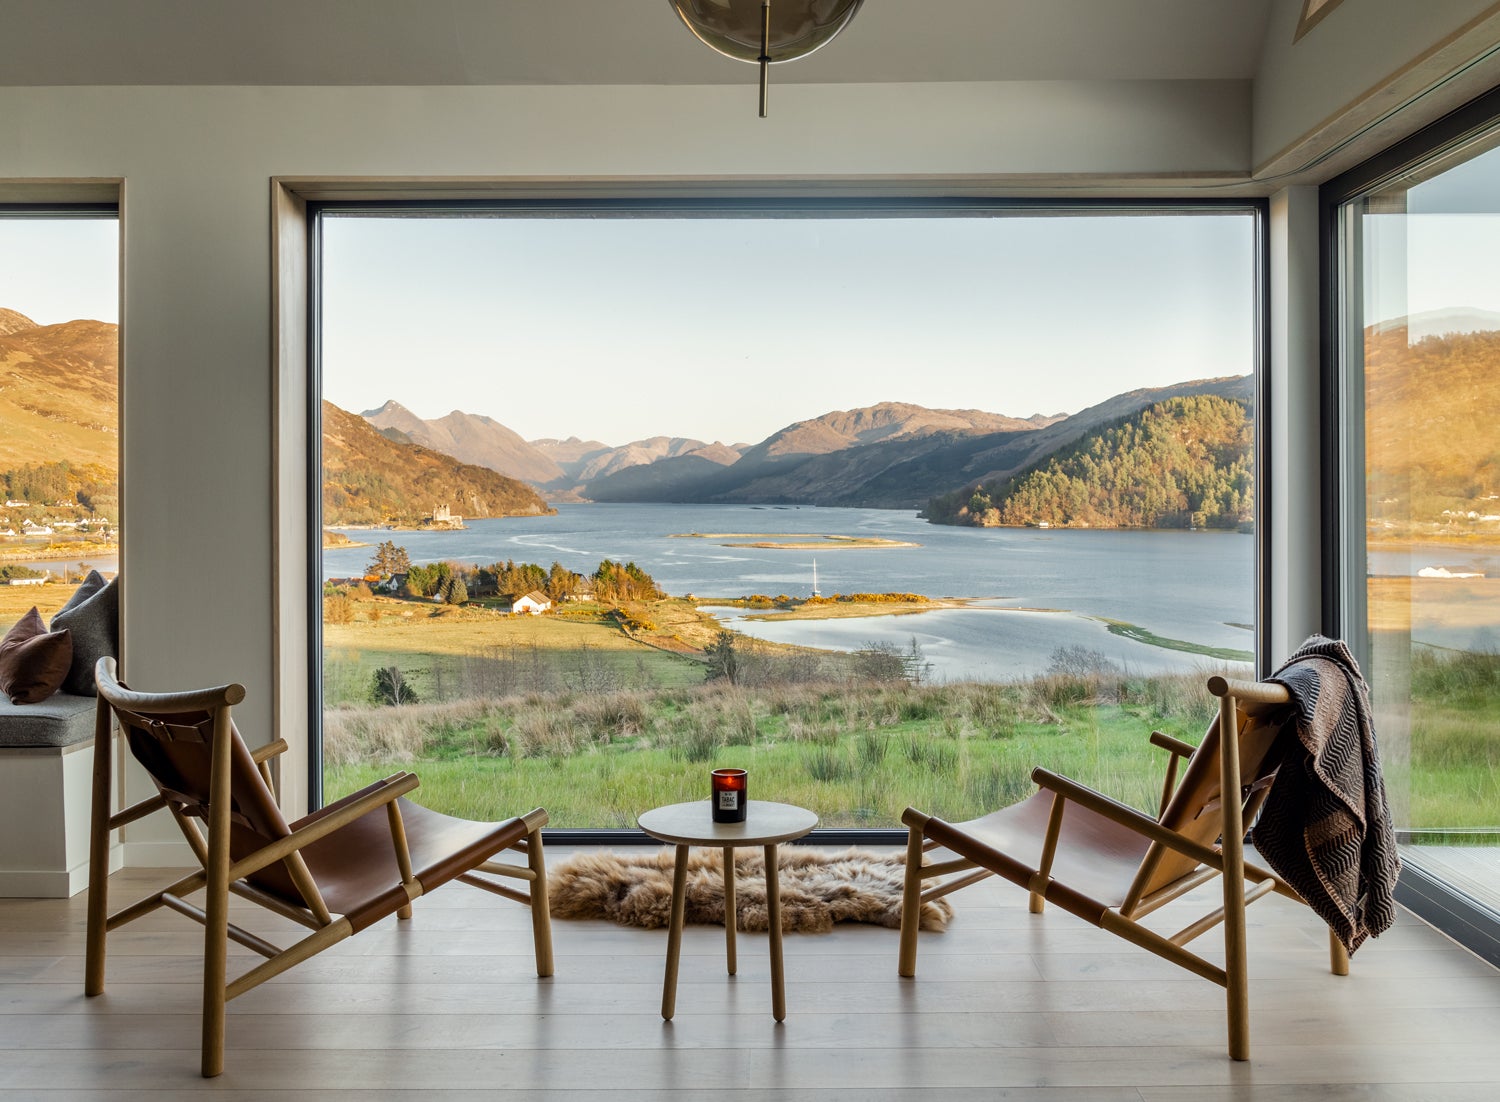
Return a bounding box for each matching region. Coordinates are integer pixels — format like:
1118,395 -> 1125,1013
765,843 -> 785,1022
722,846 -> 737,976
661,844 -> 690,1020
658,842 -> 788,1022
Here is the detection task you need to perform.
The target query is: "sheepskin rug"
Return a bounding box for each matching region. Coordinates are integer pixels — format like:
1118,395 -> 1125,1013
547,847 -> 952,934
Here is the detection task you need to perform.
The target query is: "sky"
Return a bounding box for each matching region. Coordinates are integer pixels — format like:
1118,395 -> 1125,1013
320,211 -> 1258,446
8,194 -> 1497,450
1366,143 -> 1500,332
0,218 -> 119,326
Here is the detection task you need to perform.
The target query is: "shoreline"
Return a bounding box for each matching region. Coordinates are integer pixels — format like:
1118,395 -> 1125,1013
670,531 -> 919,550
0,541 -> 116,565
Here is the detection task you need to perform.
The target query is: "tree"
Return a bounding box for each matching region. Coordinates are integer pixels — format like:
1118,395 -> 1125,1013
704,631 -> 740,685
365,539 -> 411,579
593,559 -> 662,604
546,560 -> 578,602
404,562 -> 437,596
370,666 -> 419,706
440,574 -> 468,605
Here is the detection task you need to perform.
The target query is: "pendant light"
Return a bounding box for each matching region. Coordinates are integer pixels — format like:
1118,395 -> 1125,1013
668,0 -> 865,117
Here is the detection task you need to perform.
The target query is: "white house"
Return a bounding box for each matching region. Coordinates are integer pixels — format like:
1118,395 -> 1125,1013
510,590 -> 551,616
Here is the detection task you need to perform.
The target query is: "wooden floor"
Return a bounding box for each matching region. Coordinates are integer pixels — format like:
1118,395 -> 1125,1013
3,846 -> 1500,1100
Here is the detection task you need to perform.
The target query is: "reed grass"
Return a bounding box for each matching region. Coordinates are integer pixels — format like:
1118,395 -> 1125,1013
322,640 -> 1499,834
323,666 -> 1221,827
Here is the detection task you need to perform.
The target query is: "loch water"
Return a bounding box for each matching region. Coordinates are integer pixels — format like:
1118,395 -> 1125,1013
325,503 -> 1256,682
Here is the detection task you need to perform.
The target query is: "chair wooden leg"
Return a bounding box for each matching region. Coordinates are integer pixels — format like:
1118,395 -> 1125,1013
1225,943 -> 1249,1061
201,710 -> 234,1078
84,700 -> 114,997
1217,693 -> 1250,1062
898,823 -> 924,977
526,825 -> 554,978
1330,929 -> 1350,976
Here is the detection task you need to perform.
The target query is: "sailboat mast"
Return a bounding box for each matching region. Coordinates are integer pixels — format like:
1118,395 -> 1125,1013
812,557 -> 819,598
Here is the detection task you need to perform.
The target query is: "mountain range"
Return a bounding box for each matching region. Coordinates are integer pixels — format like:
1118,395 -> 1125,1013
362,399 -> 747,502
361,398 -> 1074,509
360,381 -> 1252,516
13,304 -> 1491,533
0,308 -> 1258,526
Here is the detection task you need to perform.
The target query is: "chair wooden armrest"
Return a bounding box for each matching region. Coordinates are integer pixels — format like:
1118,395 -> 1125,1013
1029,767 -> 1223,870
1150,731 -> 1197,759
1148,731 -> 1197,814
228,772 -> 420,883
250,739 -> 289,765
249,739 -> 289,797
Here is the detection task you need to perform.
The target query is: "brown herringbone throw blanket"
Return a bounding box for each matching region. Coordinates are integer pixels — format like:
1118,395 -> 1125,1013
548,847 -> 952,934
1253,635 -> 1400,953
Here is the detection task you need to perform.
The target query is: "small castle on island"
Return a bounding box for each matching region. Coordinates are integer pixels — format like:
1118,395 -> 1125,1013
423,503 -> 464,530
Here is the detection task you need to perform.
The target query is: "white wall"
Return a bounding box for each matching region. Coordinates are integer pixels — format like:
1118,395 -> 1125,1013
1266,186 -> 1323,662
0,79 -> 1251,822
0,57 -> 1483,848
1255,0 -> 1500,173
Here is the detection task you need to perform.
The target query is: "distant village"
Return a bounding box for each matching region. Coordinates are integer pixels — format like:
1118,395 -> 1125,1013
1,499 -> 115,540
325,568 -> 593,616
0,499 -> 118,580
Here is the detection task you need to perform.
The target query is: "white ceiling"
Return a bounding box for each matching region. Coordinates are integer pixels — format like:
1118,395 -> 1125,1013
0,0 -> 1273,86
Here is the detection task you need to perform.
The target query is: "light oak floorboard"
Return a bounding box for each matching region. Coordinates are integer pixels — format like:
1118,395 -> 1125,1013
0,860 -> 1497,1097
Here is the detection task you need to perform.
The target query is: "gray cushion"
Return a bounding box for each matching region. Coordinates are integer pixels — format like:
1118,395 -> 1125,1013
53,568 -> 105,617
0,690 -> 97,748
50,571 -> 119,697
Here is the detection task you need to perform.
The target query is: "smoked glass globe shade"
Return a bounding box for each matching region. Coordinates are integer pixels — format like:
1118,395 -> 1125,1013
669,0 -> 865,65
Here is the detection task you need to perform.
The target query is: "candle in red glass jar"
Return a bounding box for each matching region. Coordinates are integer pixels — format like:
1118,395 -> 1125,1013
711,768 -> 747,823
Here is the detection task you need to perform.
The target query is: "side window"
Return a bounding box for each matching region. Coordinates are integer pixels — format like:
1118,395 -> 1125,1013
0,212 -> 120,634
1334,132 -> 1500,913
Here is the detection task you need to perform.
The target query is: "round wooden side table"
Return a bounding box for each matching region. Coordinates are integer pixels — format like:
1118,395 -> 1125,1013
637,799 -> 818,1022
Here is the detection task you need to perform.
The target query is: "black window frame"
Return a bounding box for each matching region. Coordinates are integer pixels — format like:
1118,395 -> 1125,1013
306,195 -> 1270,845
1320,81 -> 1500,966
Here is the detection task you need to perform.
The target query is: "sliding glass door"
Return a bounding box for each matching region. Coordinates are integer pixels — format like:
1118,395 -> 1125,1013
1329,98 -> 1500,934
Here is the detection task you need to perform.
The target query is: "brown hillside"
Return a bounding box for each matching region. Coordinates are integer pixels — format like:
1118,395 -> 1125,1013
747,401 -> 1040,465
322,400 -> 555,526
1364,325 -> 1500,527
575,436 -> 718,482
0,315 -> 119,470
0,309 -> 39,337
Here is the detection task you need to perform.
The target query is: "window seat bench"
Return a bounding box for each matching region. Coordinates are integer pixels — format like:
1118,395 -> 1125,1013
0,693 -> 118,897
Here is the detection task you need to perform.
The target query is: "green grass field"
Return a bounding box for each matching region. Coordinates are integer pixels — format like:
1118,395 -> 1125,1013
312,591 -> 1500,835
323,627 -> 1500,836
322,671 -> 1227,828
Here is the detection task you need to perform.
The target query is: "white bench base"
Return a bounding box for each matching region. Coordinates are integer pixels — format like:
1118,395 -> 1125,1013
0,740 -> 122,897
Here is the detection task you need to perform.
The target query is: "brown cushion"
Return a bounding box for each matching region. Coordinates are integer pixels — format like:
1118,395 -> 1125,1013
0,607 -> 74,705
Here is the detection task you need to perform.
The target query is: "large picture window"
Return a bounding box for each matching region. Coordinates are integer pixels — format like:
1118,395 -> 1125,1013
311,201 -> 1263,833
